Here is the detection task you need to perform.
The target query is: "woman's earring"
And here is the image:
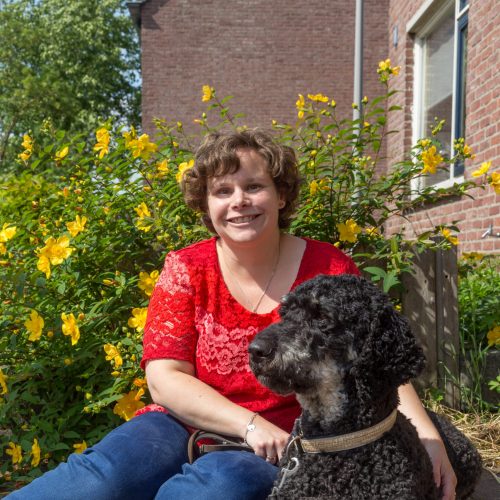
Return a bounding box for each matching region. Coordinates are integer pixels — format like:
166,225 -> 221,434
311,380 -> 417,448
279,200 -> 285,209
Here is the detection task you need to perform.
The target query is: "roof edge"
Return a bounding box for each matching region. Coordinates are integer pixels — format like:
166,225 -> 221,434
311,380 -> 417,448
126,0 -> 150,31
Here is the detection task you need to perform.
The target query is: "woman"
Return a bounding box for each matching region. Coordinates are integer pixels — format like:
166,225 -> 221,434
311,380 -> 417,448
8,130 -> 456,499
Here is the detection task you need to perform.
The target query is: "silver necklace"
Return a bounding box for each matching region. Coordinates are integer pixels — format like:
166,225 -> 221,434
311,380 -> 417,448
220,237 -> 281,313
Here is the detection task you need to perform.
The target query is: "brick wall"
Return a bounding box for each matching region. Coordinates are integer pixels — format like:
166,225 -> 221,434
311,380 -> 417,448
386,0 -> 499,254
139,0 -> 498,254
140,0 -> 389,133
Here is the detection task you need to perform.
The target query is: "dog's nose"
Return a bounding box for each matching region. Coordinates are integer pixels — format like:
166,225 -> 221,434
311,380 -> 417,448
248,339 -> 275,360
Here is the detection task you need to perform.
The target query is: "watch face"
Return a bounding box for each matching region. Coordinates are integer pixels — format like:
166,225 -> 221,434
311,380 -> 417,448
248,424 -> 256,432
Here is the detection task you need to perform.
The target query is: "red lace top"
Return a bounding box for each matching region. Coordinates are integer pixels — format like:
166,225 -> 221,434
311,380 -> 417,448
138,237 -> 359,433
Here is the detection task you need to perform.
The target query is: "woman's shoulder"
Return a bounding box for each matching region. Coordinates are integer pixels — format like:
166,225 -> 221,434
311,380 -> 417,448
165,237 -> 217,267
302,237 -> 348,258
301,237 -> 359,274
155,238 -> 217,293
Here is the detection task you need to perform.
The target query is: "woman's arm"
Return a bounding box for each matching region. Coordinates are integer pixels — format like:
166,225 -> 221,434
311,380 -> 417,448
398,383 -> 457,500
145,358 -> 289,461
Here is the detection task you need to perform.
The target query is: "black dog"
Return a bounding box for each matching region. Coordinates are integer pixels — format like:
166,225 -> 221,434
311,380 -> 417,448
249,274 -> 481,499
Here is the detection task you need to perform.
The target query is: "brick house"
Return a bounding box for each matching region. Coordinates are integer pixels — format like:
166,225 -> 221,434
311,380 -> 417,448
129,0 -> 499,254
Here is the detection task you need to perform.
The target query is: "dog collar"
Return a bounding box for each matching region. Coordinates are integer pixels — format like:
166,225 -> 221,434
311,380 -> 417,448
295,408 -> 398,454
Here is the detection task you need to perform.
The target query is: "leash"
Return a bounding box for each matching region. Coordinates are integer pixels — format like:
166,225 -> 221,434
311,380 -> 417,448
269,410 -> 398,498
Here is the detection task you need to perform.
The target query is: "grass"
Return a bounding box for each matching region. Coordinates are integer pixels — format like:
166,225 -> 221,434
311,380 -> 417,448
426,399 -> 500,475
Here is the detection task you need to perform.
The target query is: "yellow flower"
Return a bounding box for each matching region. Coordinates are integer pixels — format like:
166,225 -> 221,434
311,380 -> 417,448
103,344 -> 123,369
377,58 -> 399,81
365,226 -> 380,237
490,172 -> 500,194
133,377 -> 147,388
472,161 -> 491,177
122,127 -> 137,148
61,312 -> 80,346
31,438 -> 41,467
19,134 -> 34,162
176,159 -> 194,183
37,255 -> 51,278
6,442 -> 22,465
36,236 -> 74,279
337,219 -> 361,243
93,128 -> 111,159
0,242 -> 6,255
73,441 -> 87,454
487,325 -> 500,346
307,93 -> 329,103
421,145 -> 443,174
309,180 -> 319,196
138,270 -> 159,296
135,203 -> 152,232
22,134 -> 34,151
55,146 -> 69,161
127,134 -> 158,160
38,236 -> 73,265
295,94 -> 305,119
25,310 -> 44,342
113,391 -> 145,421
19,150 -> 31,162
156,159 -> 169,175
462,251 -> 483,261
0,223 -> 16,242
128,307 -> 148,332
134,202 -> 151,219
463,144 -> 473,156
0,368 -> 7,395
440,228 -> 459,245
378,58 -> 391,72
201,85 -> 215,102
66,215 -> 88,237
136,219 -> 152,233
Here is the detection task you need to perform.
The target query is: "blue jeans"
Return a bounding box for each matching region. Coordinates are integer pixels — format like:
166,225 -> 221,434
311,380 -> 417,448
6,412 -> 278,499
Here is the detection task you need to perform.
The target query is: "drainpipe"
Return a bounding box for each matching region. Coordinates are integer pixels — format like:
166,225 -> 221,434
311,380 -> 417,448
352,0 -> 364,201
353,0 -> 364,123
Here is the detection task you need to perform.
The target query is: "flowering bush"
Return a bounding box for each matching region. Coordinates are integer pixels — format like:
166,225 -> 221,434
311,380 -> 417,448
457,253 -> 500,410
0,62 -> 496,484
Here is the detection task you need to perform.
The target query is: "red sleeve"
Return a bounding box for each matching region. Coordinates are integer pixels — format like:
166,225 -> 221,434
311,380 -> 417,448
342,253 -> 361,276
300,238 -> 361,280
140,251 -> 197,369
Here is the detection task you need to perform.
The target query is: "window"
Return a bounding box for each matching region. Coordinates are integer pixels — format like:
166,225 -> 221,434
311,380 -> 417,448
410,0 -> 469,188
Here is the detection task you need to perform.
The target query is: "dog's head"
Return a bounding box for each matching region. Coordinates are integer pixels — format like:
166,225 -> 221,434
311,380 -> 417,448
249,274 -> 425,420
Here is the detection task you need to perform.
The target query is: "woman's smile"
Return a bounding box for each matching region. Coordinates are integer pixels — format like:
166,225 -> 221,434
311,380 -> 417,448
226,214 -> 260,224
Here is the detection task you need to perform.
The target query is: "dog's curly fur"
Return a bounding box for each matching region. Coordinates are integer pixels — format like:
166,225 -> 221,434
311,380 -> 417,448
249,274 -> 482,499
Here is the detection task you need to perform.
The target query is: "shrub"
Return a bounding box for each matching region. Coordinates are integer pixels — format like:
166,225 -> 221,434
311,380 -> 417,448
457,253 -> 500,411
0,66 -> 494,483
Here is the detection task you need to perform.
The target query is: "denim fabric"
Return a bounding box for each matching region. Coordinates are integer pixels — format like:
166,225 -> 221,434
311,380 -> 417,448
6,412 -> 278,500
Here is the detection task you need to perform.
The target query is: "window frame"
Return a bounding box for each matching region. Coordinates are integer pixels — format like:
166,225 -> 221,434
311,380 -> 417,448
410,0 -> 469,192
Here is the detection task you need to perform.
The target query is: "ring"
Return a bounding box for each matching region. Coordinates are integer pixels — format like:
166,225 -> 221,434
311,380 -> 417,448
266,455 -> 277,461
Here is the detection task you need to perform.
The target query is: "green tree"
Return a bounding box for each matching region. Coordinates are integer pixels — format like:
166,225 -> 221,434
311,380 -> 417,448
0,0 -> 140,169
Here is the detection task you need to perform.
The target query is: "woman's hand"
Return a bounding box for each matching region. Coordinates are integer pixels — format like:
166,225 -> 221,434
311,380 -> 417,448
397,384 -> 457,499
422,438 -> 457,499
243,414 -> 290,464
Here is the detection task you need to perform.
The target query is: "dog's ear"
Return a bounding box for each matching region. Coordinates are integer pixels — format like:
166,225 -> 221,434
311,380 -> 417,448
280,292 -> 322,320
373,305 -> 426,384
352,303 -> 426,399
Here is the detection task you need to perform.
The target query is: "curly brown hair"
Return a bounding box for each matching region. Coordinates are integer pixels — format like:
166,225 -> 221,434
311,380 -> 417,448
181,129 -> 301,232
